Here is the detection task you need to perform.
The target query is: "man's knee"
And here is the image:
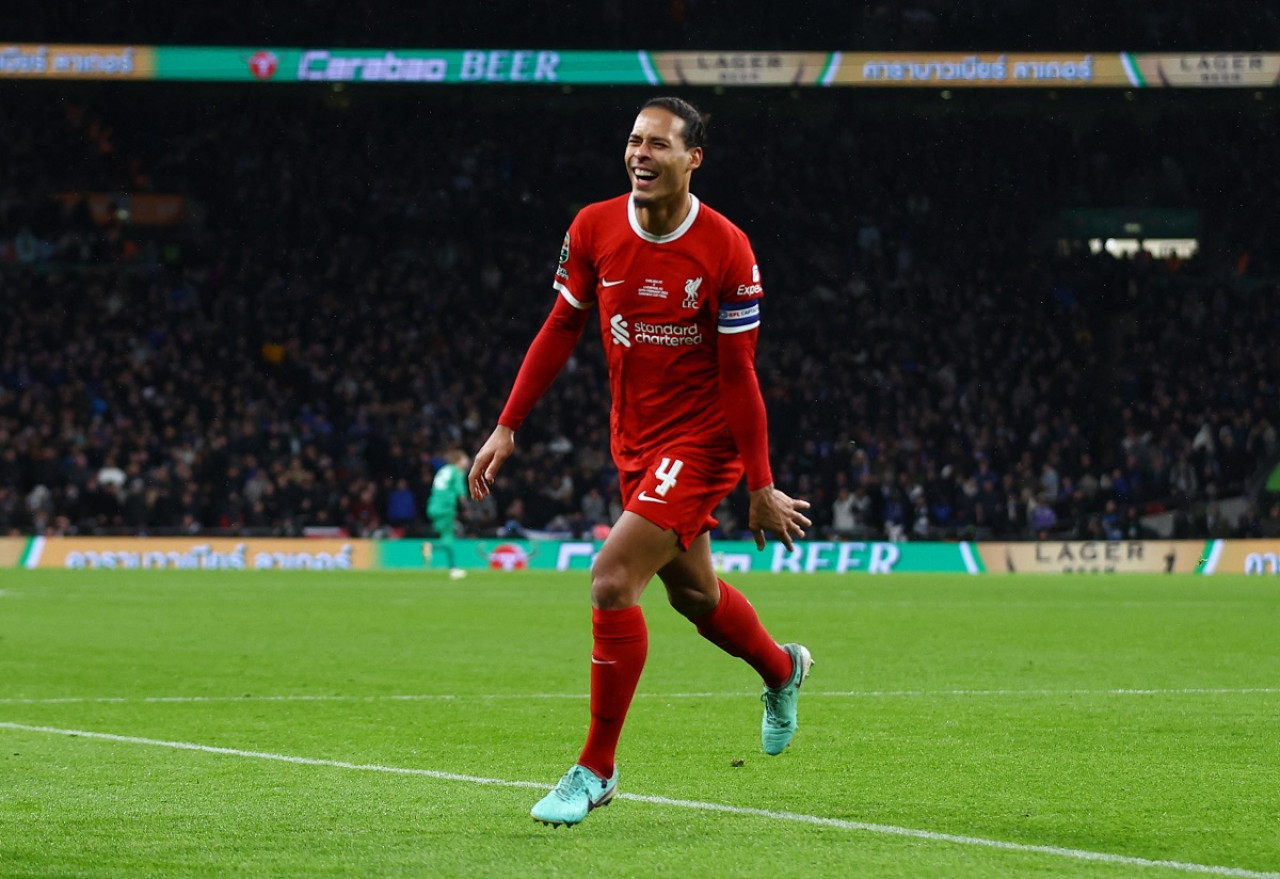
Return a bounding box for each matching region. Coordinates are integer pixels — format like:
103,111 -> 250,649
590,563 -> 643,609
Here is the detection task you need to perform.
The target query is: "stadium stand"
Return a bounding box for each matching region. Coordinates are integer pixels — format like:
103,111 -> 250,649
1,82 -> 1277,542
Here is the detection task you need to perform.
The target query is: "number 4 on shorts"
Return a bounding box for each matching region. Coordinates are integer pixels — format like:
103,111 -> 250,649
654,457 -> 683,497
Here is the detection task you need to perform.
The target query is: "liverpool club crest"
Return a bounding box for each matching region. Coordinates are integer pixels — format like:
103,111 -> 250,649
682,276 -> 703,309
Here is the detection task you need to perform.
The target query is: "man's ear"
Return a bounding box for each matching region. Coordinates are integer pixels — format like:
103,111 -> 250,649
687,146 -> 703,172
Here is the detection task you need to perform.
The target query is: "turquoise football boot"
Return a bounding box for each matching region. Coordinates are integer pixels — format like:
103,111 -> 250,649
530,764 -> 619,826
761,643 -> 813,755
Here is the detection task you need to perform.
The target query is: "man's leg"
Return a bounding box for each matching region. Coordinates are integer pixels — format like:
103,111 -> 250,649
429,514 -> 455,569
659,533 -> 792,687
530,512 -> 680,826
430,514 -> 467,577
660,534 -> 812,755
576,512 -> 682,776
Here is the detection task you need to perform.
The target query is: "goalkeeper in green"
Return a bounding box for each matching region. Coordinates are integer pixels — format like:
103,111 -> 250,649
427,449 -> 470,579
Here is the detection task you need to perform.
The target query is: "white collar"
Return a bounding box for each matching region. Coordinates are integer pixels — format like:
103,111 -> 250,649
628,193 -> 700,243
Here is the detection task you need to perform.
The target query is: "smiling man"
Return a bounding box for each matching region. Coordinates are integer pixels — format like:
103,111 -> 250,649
469,96 -> 814,827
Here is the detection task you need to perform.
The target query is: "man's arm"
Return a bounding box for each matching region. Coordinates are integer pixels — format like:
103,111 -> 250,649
718,328 -> 811,550
469,296 -> 591,500
717,327 -> 773,491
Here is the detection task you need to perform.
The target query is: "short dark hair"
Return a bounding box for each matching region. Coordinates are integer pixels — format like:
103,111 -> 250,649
641,96 -> 706,150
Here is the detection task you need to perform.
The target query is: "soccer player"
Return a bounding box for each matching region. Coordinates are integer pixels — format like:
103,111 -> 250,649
427,449 -> 470,579
469,96 -> 813,826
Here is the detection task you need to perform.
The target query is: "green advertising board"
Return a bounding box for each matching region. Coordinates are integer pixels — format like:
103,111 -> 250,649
153,47 -> 652,84
378,538 -> 981,574
6,44 -> 1277,88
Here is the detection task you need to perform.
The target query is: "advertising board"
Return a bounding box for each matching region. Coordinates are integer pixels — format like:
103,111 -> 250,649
0,44 -> 153,78
833,52 -> 1123,87
977,540 -> 1211,574
10,537 -> 1275,576
1200,540 -> 1280,576
0,537 -> 27,569
21,537 -> 373,571
1123,53 -> 1280,87
378,538 -> 979,574
6,44 -> 1277,88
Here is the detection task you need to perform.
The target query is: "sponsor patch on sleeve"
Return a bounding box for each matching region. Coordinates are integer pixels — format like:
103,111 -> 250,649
717,298 -> 760,334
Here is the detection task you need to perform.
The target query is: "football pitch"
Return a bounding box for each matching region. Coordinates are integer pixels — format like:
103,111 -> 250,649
1,569 -> 1277,878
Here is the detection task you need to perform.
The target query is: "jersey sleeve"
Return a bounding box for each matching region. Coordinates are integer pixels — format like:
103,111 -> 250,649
553,211 -> 599,311
497,296 -> 592,430
715,228 -> 772,490
719,328 -> 774,491
716,230 -> 763,335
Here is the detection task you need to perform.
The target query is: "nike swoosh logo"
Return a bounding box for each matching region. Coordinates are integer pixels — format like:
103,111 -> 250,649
601,279 -> 626,287
590,657 -> 617,665
637,491 -> 668,504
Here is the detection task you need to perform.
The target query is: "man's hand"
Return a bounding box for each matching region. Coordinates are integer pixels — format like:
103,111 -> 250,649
748,484 -> 812,551
468,426 -> 515,500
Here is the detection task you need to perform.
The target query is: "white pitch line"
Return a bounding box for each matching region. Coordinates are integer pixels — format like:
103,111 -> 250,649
1,687 -> 1278,706
1,721 -> 1275,879
818,687 -> 1280,698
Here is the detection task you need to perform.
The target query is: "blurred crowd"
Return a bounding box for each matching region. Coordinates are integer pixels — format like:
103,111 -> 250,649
7,0 -> 1279,53
1,85 -> 1279,543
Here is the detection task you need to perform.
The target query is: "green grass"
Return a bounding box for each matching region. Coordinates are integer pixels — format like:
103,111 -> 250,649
1,570 -> 1278,878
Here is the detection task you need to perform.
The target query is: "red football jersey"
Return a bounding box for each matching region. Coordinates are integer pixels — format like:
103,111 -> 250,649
555,193 -> 765,471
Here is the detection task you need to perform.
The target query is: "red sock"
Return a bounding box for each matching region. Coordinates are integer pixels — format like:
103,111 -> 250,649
694,580 -> 792,688
577,605 -> 647,779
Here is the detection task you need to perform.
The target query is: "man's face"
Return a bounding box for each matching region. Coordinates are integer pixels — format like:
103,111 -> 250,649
625,107 -> 702,206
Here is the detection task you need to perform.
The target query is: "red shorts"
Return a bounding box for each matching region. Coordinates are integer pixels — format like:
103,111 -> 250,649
619,446 -> 745,549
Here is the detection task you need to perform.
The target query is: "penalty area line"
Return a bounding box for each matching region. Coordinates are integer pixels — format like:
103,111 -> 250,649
1,721 -> 1276,879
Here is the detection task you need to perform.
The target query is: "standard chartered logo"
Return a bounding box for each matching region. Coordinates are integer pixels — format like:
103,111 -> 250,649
634,320 -> 702,346
611,314 -> 703,348
610,313 -> 631,347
